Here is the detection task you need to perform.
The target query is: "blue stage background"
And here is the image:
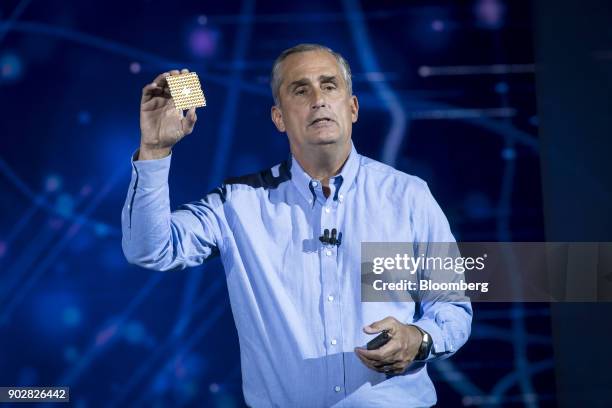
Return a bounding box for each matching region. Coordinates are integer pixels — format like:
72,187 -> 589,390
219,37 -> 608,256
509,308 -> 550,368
0,0 -> 555,406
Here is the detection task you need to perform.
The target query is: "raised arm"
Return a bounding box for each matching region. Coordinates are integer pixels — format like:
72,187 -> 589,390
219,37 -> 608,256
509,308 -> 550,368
121,70 -> 224,271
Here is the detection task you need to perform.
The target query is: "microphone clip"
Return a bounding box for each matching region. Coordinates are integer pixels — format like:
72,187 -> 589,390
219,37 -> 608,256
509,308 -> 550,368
319,228 -> 342,247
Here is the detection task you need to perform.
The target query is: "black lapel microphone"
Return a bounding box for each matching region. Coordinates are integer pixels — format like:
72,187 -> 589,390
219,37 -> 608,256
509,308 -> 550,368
319,229 -> 330,244
319,228 -> 342,247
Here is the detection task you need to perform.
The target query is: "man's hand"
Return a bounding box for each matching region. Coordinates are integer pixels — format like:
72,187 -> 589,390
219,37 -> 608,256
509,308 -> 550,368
139,69 -> 198,160
355,316 -> 423,375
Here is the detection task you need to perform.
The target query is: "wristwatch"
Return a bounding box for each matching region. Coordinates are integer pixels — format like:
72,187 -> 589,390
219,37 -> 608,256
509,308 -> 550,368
412,325 -> 433,361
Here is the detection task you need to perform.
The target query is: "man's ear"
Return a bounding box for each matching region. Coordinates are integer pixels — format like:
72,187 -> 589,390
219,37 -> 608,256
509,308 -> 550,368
350,95 -> 359,123
271,105 -> 286,132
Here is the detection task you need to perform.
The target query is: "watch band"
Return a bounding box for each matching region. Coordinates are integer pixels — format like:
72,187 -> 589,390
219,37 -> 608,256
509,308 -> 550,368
412,325 -> 433,361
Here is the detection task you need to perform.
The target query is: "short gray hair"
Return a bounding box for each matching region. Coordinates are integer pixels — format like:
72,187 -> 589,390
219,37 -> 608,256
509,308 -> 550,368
270,43 -> 353,106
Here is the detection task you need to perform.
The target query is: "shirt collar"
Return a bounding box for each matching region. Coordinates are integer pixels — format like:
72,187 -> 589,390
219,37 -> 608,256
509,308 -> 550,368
289,142 -> 360,205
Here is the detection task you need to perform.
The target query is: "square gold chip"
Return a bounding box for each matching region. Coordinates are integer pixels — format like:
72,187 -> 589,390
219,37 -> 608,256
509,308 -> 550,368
166,72 -> 207,111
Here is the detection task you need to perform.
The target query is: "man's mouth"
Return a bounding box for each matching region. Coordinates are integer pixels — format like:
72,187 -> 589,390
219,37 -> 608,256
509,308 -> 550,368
309,117 -> 336,126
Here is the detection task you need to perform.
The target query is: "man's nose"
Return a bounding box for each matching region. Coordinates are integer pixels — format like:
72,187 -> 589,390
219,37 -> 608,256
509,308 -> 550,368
311,88 -> 328,109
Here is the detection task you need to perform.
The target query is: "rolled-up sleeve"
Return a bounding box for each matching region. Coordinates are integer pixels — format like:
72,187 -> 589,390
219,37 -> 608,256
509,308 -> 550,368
121,150 -> 226,271
411,182 -> 473,361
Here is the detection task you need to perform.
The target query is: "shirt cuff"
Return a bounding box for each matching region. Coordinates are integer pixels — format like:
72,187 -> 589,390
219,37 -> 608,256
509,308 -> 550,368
130,149 -> 172,189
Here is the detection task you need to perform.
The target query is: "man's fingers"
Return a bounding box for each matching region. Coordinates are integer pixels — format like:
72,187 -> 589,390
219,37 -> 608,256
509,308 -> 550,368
363,326 -> 380,335
388,361 -> 409,375
372,357 -> 401,368
356,339 -> 399,362
142,95 -> 169,111
357,353 -> 397,374
356,348 -> 405,374
356,347 -> 383,361
142,72 -> 173,103
142,69 -> 190,103
152,72 -> 169,86
168,68 -> 189,77
376,360 -> 404,374
355,350 -> 378,370
142,83 -> 170,98
141,89 -> 172,109
355,348 -> 377,364
148,69 -> 189,90
181,108 -> 197,135
364,316 -> 399,335
187,107 -> 197,121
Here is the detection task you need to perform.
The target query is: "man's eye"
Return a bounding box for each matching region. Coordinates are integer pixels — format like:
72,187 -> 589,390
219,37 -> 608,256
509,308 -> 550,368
295,89 -> 306,95
324,85 -> 337,91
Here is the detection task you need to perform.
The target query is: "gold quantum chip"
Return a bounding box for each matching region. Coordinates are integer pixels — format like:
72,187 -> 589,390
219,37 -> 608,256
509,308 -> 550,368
166,72 -> 207,111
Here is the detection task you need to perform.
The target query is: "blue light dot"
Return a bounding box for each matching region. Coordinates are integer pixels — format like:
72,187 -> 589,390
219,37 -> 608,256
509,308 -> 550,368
63,306 -> 81,326
474,0 -> 506,29
124,321 -> 145,344
501,147 -> 516,160
463,192 -> 492,220
45,174 -> 62,192
129,62 -> 141,74
94,223 -> 109,237
78,111 -> 91,125
55,193 -> 74,217
418,66 -> 431,77
431,20 -> 445,32
188,28 -> 219,58
0,53 -> 23,82
494,82 -> 509,94
64,346 -> 79,362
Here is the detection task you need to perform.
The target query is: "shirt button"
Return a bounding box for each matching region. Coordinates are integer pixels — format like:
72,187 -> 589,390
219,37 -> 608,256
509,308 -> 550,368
334,386 -> 341,392
327,295 -> 334,302
331,339 -> 337,345
338,194 -> 344,202
324,207 -> 330,213
325,250 -> 332,256
311,181 -> 318,187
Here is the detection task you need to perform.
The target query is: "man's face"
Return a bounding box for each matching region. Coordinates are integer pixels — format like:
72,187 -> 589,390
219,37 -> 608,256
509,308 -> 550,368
271,50 -> 358,152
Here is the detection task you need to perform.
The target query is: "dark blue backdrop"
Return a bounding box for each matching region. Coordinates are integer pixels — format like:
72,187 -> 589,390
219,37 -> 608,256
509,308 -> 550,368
0,0 -> 555,407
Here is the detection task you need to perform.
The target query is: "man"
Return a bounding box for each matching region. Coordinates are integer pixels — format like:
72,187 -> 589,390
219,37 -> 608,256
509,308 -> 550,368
122,43 -> 472,407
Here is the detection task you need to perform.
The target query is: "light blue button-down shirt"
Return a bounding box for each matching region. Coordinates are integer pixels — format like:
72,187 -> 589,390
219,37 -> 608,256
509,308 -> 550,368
121,143 -> 472,407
